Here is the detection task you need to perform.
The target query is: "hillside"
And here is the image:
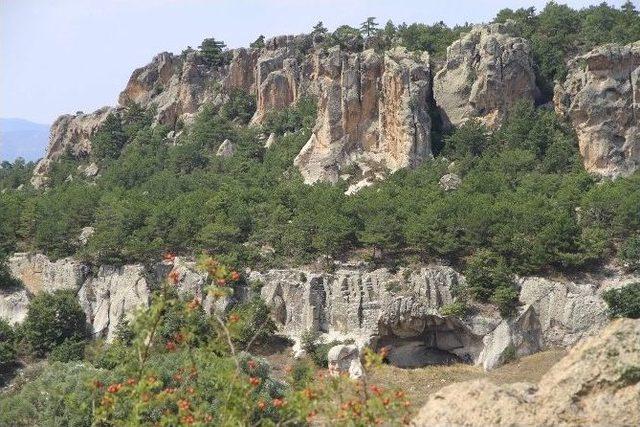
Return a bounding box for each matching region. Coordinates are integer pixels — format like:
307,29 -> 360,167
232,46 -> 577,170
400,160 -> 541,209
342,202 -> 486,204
0,2 -> 640,426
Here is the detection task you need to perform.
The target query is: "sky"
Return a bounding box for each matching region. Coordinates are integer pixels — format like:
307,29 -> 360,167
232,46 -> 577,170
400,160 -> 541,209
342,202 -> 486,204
0,0 -> 634,125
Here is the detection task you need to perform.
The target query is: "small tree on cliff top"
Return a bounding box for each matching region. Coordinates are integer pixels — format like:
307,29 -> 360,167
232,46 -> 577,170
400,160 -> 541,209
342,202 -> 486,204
198,37 -> 227,66
360,17 -> 379,38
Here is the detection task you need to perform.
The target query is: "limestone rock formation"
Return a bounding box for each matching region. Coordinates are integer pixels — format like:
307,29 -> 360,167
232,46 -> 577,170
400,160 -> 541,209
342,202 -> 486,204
31,108 -> 113,188
78,265 -> 150,340
555,42 -> 640,177
433,21 -> 540,129
327,344 -> 364,379
216,139 -> 236,157
438,173 -> 461,191
264,133 -> 276,149
8,253 -> 88,295
413,318 -> 640,426
35,34 -> 434,187
293,47 -> 432,184
0,288 -> 30,324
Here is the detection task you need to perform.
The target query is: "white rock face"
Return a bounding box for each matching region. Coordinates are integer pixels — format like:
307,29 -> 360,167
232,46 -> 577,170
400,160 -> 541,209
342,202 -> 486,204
216,139 -> 236,157
555,41 -> 640,177
327,344 -> 364,379
434,21 -> 540,128
78,264 -> 151,341
78,227 -> 95,246
84,162 -> 99,177
264,133 -> 276,149
8,253 -> 88,295
0,289 -> 30,324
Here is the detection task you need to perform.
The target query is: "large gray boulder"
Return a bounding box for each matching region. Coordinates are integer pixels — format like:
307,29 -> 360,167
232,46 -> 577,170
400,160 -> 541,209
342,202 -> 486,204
0,289 -> 30,324
555,41 -> 640,177
8,253 -> 88,295
433,21 -> 540,129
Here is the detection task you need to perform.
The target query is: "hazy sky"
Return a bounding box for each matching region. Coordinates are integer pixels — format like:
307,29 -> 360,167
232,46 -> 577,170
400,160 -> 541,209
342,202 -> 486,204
1,0 -> 633,124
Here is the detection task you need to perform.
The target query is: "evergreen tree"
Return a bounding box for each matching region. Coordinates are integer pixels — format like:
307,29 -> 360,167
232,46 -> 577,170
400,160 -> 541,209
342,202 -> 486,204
198,37 -> 227,66
360,17 -> 379,38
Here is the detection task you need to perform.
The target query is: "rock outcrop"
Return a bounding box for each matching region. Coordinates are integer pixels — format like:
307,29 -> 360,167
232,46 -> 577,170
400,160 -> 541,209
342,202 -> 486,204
433,21 -> 540,128
31,108 -> 113,188
327,344 -> 364,379
293,47 -> 432,184
216,139 -> 236,157
555,42 -> 640,177
8,253 -> 88,295
250,264 -> 624,370
6,252 -> 636,368
413,318 -> 640,426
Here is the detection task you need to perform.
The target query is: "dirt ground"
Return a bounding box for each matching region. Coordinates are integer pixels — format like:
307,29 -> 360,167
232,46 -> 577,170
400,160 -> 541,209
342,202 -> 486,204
259,338 -> 567,412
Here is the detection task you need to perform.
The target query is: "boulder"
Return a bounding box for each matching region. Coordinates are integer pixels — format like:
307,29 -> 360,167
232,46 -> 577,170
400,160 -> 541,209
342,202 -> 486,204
264,132 -> 276,149
0,288 -> 30,324
83,162 -> 99,177
438,173 -> 461,191
433,21 -> 539,128
327,344 -> 364,379
555,41 -> 640,177
77,227 -> 95,246
413,319 -> 640,426
216,139 -> 236,157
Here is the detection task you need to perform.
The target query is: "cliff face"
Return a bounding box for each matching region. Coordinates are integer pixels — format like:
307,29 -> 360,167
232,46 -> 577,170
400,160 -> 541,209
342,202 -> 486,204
555,41 -> 640,177
32,25 -> 640,188
433,21 -> 540,129
5,252 -> 636,370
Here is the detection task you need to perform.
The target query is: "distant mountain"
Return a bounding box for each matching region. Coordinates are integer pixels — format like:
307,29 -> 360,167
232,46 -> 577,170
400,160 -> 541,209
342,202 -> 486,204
0,118 -> 49,162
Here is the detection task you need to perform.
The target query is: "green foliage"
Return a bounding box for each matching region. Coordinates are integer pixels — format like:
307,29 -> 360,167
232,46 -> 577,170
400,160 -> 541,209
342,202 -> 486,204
396,21 -> 470,58
219,88 -> 257,124
360,17 -> 379,38
440,300 -> 468,317
620,236 -> 640,271
228,297 -> 276,350
0,158 -> 35,190
22,290 -> 88,358
464,250 -> 514,302
494,1 -> 640,100
198,37 -> 227,66
250,35 -> 265,49
262,95 -> 317,135
0,319 -> 17,370
49,337 -> 86,362
91,113 -> 127,161
603,283 -> 640,319
0,362 -> 111,427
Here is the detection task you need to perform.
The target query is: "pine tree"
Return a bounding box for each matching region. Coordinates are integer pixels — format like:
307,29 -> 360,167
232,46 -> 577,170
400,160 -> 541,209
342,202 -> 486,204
359,17 -> 379,38
198,38 -> 227,66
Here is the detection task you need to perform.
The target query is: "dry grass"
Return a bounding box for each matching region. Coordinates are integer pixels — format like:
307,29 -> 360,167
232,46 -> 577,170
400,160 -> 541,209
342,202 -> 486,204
368,349 -> 566,411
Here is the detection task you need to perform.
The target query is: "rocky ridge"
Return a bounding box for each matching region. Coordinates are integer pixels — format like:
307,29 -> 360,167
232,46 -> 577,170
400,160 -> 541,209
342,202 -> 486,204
413,318 -> 640,426
33,21 -> 633,188
433,21 -> 540,129
3,253 -> 636,370
555,41 -> 640,177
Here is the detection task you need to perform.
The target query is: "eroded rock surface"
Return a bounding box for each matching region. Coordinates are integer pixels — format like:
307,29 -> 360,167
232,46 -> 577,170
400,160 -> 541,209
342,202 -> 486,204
8,253 -> 88,295
413,318 -> 640,426
294,47 -> 432,184
555,41 -> 640,177
433,21 -> 539,128
31,108 -> 113,187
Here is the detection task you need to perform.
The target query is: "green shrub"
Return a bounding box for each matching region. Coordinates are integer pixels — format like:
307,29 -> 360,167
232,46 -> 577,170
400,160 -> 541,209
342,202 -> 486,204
228,297 -> 276,350
0,319 -> 17,370
491,285 -> 520,318
0,361 -> 112,427
440,300 -> 468,317
603,283 -> 640,319
464,250 -> 514,302
22,290 -> 88,358
49,337 -> 86,362
620,236 -> 640,271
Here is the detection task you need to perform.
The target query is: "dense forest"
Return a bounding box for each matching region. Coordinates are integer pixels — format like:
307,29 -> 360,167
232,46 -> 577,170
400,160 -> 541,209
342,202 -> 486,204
1,2 -> 639,425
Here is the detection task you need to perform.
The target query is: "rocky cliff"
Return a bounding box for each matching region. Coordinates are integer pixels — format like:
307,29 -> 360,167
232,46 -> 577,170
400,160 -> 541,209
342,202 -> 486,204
433,21 -> 540,129
4,253 -> 637,370
413,318 -> 640,426
555,41 -> 640,177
